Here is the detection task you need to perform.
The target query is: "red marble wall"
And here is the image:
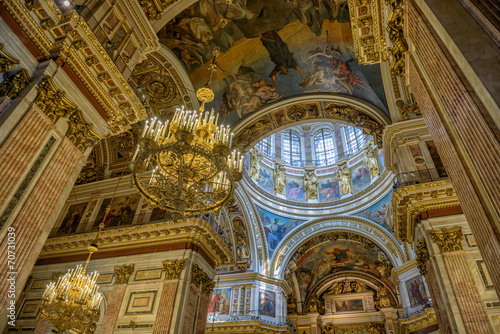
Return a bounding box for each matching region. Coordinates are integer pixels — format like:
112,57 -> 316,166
406,0 -> 500,294
100,284 -> 127,334
183,284 -> 200,334
153,281 -> 179,333
195,293 -> 210,334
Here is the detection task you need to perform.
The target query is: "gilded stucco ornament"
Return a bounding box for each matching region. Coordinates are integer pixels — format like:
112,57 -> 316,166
35,76 -> 100,151
191,264 -> 214,296
114,264 -> 135,284
397,100 -> 422,120
385,0 -> 408,77
0,43 -> 20,73
163,259 -> 185,280
416,238 -> 429,276
139,0 -> 179,20
0,68 -> 30,100
431,226 -> 463,253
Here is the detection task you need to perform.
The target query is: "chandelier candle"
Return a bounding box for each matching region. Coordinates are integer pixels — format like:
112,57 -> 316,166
130,106 -> 243,220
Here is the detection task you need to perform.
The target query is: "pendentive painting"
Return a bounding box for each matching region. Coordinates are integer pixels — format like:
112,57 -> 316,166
208,288 -> 231,315
55,202 -> 88,236
355,191 -> 393,233
92,193 -> 141,230
318,178 -> 341,201
259,290 -> 276,317
405,276 -> 428,308
258,166 -> 274,193
257,206 -> 306,257
285,176 -> 305,201
351,164 -> 371,193
159,0 -> 389,128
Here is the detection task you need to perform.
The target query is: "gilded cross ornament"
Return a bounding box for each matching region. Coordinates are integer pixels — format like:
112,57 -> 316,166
114,264 -> 135,284
416,239 -> 430,276
163,260 -> 185,280
431,226 -> 463,253
0,43 -> 20,73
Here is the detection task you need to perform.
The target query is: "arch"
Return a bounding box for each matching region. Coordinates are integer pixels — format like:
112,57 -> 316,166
232,95 -> 390,155
271,216 -> 404,278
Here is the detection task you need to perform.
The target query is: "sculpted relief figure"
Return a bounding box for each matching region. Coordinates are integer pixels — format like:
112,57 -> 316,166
250,148 -> 261,181
364,140 -> 380,178
337,163 -> 352,195
274,164 -> 286,195
304,169 -> 318,200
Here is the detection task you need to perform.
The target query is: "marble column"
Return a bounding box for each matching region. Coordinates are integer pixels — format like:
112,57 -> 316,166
153,260 -> 184,334
274,132 -> 282,161
431,227 -> 493,333
183,264 -> 214,334
406,0 -> 500,295
302,125 -> 313,165
99,264 -> 134,334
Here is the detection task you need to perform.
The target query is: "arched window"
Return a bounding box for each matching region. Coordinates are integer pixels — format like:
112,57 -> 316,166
314,129 -> 335,166
344,125 -> 368,155
257,135 -> 273,158
282,130 -> 301,166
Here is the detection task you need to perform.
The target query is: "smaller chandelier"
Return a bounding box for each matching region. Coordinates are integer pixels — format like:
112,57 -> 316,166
130,101 -> 243,220
41,243 -> 102,334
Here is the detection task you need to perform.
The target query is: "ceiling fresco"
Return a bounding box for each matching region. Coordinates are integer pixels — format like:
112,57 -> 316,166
354,191 -> 394,234
293,235 -> 393,301
159,0 -> 389,127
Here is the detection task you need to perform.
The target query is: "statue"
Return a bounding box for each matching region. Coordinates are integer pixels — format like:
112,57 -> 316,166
375,287 -> 392,309
364,140 -> 380,178
250,148 -> 261,181
304,169 -> 318,200
337,163 -> 352,195
305,295 -> 319,313
274,164 -> 286,195
236,237 -> 250,260
354,280 -> 370,293
327,281 -> 343,295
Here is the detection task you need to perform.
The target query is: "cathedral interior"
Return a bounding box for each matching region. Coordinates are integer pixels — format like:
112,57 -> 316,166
0,0 -> 499,333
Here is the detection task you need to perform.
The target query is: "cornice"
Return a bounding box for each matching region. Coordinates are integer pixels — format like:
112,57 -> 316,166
40,218 -> 233,266
205,320 -> 293,333
383,118 -> 427,147
392,180 -> 459,243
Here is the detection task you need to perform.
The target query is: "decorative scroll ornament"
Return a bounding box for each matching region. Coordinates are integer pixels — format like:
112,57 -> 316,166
163,259 -> 185,280
416,238 -> 430,276
431,226 -> 463,253
386,0 -> 408,77
0,43 -> 20,73
397,100 -> 422,120
0,69 -> 30,100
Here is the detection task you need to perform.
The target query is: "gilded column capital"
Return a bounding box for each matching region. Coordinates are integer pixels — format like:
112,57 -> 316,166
0,43 -> 20,73
416,239 -> 430,276
162,259 -> 184,280
0,68 -> 30,100
431,226 -> 463,253
191,264 -> 214,296
114,264 -> 135,284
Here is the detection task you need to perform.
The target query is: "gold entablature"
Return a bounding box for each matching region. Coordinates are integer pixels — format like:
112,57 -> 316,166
114,264 -> 135,284
392,180 -> 458,243
431,226 -> 463,253
0,43 -> 20,73
35,76 -> 101,152
7,0 -> 148,132
163,260 -> 185,280
348,0 -> 388,65
416,239 -> 429,276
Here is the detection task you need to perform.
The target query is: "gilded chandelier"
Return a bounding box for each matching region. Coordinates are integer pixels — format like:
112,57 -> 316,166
130,89 -> 243,220
40,241 -> 103,334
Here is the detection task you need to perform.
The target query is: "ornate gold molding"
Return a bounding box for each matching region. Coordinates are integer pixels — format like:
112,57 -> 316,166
139,0 -> 178,20
114,264 -> 135,284
392,180 -> 458,242
0,68 -> 30,100
431,226 -> 463,253
398,307 -> 438,333
348,0 -> 388,65
0,43 -> 20,72
416,239 -> 429,276
35,76 -> 101,151
397,100 -> 422,120
385,0 -> 407,78
163,259 -> 184,280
